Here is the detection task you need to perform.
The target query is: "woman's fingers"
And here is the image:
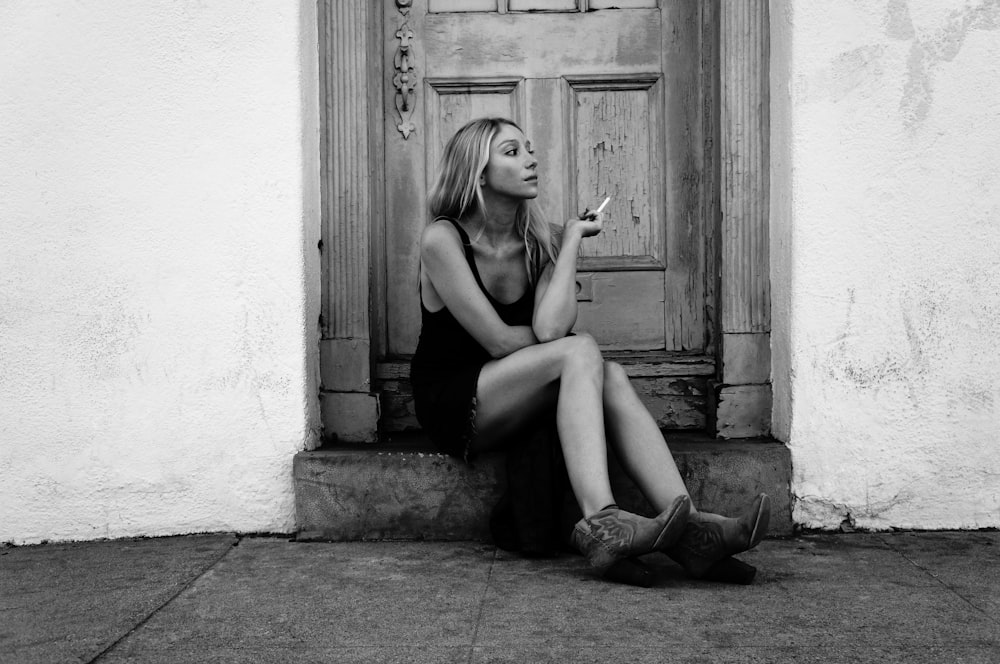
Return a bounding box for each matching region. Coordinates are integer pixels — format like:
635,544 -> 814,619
567,214 -> 604,238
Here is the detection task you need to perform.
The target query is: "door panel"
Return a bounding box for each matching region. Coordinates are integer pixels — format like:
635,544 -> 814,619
424,78 -> 526,193
566,75 -> 664,269
383,1 -> 705,358
422,11 -> 661,78
575,271 -> 664,350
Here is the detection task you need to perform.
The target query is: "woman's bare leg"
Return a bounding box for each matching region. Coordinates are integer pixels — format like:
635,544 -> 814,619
472,334 -> 614,517
601,361 -> 695,515
601,362 -> 771,577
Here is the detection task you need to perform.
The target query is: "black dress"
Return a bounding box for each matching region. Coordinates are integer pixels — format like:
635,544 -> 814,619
410,217 -> 535,462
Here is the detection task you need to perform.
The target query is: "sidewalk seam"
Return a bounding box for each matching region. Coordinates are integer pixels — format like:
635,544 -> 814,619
85,535 -> 241,663
466,546 -> 498,664
879,534 -> 1000,627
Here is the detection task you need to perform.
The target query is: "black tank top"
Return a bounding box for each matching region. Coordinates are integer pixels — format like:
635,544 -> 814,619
410,218 -> 535,384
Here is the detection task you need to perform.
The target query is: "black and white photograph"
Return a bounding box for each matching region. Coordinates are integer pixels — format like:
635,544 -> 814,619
2,1 -> 999,662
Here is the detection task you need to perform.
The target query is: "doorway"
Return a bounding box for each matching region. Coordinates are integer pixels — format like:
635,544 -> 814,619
319,0 -> 771,442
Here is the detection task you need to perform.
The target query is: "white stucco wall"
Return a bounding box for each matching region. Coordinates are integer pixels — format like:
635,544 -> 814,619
771,0 -> 1000,529
0,1 -> 321,544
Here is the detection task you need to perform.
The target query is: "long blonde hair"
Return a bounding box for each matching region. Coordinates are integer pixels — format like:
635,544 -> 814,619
428,117 -> 558,284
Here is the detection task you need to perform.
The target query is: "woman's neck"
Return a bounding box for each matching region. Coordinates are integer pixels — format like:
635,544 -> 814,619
467,198 -> 519,249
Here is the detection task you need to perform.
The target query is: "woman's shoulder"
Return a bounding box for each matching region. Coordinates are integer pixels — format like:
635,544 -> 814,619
421,217 -> 467,254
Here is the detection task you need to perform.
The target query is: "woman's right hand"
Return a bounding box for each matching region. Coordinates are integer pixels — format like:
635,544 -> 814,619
565,210 -> 604,240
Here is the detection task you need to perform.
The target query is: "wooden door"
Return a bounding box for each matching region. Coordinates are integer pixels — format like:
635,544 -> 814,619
377,0 -> 714,430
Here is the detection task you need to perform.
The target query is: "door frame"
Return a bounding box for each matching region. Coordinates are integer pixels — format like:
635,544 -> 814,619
318,0 -> 771,442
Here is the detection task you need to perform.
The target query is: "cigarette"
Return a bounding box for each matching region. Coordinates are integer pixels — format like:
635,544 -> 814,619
595,196 -> 611,214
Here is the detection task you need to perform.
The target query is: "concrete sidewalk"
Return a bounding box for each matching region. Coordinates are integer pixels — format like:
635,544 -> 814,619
2,532 -> 998,663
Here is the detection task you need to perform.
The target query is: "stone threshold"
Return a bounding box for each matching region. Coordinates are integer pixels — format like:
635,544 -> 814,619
294,431 -> 792,541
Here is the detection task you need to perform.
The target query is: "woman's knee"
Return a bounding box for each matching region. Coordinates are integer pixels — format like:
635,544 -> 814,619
604,360 -> 629,387
603,361 -> 635,402
560,333 -> 603,371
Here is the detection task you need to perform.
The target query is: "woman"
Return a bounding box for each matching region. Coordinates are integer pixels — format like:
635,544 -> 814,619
410,117 -> 769,583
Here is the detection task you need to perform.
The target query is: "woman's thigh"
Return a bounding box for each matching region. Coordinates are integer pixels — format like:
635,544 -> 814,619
472,336 -> 595,451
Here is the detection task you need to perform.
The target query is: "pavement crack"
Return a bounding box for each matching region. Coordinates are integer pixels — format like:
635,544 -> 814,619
879,534 -> 1000,626
85,535 -> 241,663
466,546 -> 498,664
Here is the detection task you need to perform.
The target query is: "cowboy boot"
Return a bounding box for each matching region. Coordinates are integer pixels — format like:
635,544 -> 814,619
666,493 -> 770,579
571,495 -> 690,576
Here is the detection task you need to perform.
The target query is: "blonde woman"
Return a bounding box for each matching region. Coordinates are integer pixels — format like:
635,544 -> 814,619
411,117 -> 769,584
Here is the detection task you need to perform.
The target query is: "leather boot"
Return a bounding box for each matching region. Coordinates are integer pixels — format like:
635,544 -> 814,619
666,493 -> 770,579
571,495 -> 690,575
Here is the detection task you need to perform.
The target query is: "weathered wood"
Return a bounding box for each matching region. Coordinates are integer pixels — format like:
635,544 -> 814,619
378,0 -> 712,383
720,0 -> 770,334
378,380 -> 420,432
422,11 -> 662,79
376,362 -> 413,381
565,75 -> 664,266
377,374 -> 707,433
320,339 -> 371,392
632,376 -> 707,429
320,0 -> 375,342
509,0 -> 577,10
318,0 -> 382,440
604,353 -> 715,378
716,384 -> 771,439
576,255 -> 664,271
376,352 -> 714,381
384,0 -> 429,356
722,332 -> 770,385
699,0 -> 720,357
322,1 -> 773,440
662,0 -> 711,352
591,0 -> 656,8
574,271 -> 664,350
715,0 -> 771,437
321,392 -> 380,443
370,5 -> 388,359
429,0 -> 497,12
525,77 -> 566,226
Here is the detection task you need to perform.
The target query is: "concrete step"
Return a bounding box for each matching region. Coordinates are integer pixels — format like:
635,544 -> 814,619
293,431 -> 793,541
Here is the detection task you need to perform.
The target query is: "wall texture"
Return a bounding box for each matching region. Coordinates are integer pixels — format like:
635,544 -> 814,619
3,0 -> 997,543
0,1 -> 321,544
771,0 -> 1000,529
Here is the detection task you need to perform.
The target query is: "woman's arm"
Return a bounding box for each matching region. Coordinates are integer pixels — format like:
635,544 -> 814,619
532,214 -> 604,342
420,222 -> 537,358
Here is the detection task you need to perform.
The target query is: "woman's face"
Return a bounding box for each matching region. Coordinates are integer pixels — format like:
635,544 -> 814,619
481,124 -> 538,201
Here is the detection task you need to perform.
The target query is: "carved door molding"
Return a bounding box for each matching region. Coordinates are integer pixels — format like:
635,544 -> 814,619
718,0 -> 772,437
